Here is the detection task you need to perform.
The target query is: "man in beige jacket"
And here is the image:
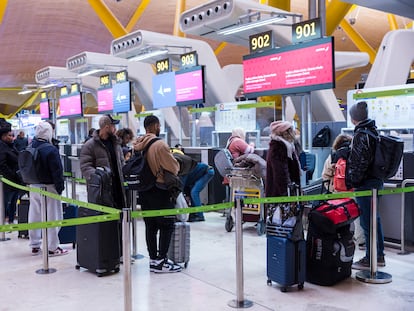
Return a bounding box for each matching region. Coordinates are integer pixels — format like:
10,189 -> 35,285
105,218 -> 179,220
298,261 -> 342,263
133,115 -> 181,273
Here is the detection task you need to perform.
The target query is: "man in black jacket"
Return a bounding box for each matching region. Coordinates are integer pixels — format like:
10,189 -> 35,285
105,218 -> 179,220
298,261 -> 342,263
346,101 -> 385,270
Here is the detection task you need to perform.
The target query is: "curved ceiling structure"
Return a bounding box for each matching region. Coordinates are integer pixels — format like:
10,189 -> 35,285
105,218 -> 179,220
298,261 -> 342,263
0,0 -> 412,119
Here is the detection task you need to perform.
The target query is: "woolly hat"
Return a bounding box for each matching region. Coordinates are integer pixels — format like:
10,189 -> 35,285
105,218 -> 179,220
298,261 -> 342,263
270,120 -> 292,136
349,101 -> 368,122
35,121 -> 53,142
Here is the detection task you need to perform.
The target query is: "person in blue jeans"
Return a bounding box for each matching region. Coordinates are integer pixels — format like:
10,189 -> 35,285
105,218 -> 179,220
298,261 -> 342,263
346,101 -> 385,270
182,162 -> 215,222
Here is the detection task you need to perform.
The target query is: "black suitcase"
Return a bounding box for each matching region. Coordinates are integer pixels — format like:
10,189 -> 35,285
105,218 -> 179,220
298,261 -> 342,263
168,221 -> 190,268
58,203 -> 78,248
75,207 -> 121,277
17,198 -> 30,239
306,223 -> 355,286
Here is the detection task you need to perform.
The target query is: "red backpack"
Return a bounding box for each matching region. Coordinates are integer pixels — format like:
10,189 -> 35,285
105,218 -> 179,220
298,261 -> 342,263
333,158 -> 348,192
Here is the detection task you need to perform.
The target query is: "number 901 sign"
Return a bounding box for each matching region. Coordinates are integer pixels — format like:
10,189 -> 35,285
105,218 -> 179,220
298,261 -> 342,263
292,18 -> 321,44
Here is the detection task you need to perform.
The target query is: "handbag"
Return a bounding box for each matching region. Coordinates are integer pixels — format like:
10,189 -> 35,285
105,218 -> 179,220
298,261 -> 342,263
308,198 -> 360,234
175,192 -> 189,222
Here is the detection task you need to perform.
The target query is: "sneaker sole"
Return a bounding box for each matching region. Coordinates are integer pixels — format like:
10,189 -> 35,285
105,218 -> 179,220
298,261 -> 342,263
48,251 -> 69,257
151,269 -> 182,273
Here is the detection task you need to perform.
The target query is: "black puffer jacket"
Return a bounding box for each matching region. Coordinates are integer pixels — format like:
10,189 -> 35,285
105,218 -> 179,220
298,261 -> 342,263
0,140 -> 22,189
345,119 -> 378,189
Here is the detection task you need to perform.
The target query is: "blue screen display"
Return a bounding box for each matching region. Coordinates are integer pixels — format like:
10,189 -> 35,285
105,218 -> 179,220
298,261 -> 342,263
152,72 -> 176,109
112,81 -> 131,113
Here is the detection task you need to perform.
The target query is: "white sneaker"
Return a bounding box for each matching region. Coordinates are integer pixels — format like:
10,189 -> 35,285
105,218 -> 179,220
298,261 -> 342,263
150,258 -> 182,273
48,247 -> 68,257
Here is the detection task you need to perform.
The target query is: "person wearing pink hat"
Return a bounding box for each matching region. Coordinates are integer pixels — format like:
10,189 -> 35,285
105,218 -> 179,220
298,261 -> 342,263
265,120 -> 301,197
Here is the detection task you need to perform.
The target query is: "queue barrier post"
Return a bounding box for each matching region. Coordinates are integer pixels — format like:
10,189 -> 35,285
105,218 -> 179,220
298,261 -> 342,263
130,189 -> 143,259
36,186 -> 57,275
356,188 -> 392,284
0,177 -> 10,242
228,198 -> 253,309
122,208 -> 133,311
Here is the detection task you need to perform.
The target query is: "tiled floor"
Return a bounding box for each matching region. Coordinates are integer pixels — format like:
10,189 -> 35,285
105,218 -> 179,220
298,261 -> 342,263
1,211 -> 414,311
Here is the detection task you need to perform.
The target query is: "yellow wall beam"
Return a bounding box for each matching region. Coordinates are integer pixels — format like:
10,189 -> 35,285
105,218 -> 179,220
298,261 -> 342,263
266,0 -> 290,11
0,90 -> 41,119
126,0 -> 152,32
0,0 -> 8,25
336,68 -> 353,82
214,42 -> 227,56
387,14 -> 398,30
326,0 -> 353,36
173,0 -> 186,37
87,0 -> 127,38
339,19 -> 376,64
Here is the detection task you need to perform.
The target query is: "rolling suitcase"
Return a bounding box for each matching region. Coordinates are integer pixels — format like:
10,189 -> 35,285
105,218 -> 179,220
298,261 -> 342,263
17,197 -> 30,239
58,203 -> 78,248
266,183 -> 306,292
168,221 -> 190,268
306,223 -> 355,286
75,207 -> 121,277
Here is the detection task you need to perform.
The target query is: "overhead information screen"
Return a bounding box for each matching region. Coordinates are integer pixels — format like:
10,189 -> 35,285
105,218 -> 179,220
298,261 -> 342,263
112,81 -> 131,113
175,65 -> 205,106
59,85 -> 83,118
39,92 -> 50,120
97,88 -> 113,113
243,36 -> 335,97
152,72 -> 176,109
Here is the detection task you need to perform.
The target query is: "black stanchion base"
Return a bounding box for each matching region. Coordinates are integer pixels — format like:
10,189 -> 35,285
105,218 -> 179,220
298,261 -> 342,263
228,299 -> 253,308
356,270 -> 392,284
36,268 -> 57,275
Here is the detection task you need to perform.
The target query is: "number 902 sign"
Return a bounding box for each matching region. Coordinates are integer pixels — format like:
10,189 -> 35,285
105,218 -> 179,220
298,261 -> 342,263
249,30 -> 273,53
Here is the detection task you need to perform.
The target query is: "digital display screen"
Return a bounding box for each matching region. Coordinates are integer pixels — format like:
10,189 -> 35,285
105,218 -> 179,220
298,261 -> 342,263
175,65 -> 205,106
39,100 -> 50,120
59,93 -> 83,118
97,88 -> 113,113
152,72 -> 176,109
112,81 -> 131,113
243,37 -> 335,97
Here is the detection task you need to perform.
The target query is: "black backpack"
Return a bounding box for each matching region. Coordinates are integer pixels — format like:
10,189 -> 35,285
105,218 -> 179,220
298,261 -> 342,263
18,143 -> 50,184
360,129 -> 404,179
122,138 -> 160,191
312,125 -> 331,147
87,166 -> 114,207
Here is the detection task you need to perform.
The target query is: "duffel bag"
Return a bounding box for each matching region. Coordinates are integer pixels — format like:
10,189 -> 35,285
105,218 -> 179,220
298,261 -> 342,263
308,198 -> 360,234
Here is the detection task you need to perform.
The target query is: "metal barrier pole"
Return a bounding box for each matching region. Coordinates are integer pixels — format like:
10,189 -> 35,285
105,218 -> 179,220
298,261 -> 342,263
36,186 -> 56,274
130,189 -> 143,259
397,179 -> 414,254
122,208 -> 132,311
0,177 -> 11,242
356,188 -> 391,283
71,173 -> 76,201
228,198 -> 253,309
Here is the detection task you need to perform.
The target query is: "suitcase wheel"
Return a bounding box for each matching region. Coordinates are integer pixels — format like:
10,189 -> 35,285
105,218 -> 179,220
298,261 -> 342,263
75,264 -> 80,270
225,215 -> 234,232
298,283 -> 304,290
281,287 -> 287,293
267,279 -> 272,286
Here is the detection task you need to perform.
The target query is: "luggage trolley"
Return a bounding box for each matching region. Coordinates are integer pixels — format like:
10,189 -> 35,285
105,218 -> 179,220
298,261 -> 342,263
225,167 -> 266,236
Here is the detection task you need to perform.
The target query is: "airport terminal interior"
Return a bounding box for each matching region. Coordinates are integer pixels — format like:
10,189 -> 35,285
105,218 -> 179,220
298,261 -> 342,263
1,0 -> 414,310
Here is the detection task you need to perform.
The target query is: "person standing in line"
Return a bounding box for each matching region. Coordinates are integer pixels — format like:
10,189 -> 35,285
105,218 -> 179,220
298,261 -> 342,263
116,127 -> 134,160
346,101 -> 386,270
28,122 -> 67,256
0,122 -> 23,224
265,120 -> 301,197
80,115 -> 126,209
14,131 -> 28,151
133,115 -> 182,273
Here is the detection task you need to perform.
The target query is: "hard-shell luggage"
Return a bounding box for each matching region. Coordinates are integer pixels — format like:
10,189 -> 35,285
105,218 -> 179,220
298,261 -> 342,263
306,223 -> 355,286
58,203 -> 78,248
266,183 -> 305,292
167,221 -> 190,268
267,236 -> 306,292
75,207 -> 121,277
17,197 -> 29,239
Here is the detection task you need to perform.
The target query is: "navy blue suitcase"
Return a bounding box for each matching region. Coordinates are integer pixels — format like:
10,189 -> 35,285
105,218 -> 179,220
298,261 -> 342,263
266,235 -> 306,292
58,203 -> 78,248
